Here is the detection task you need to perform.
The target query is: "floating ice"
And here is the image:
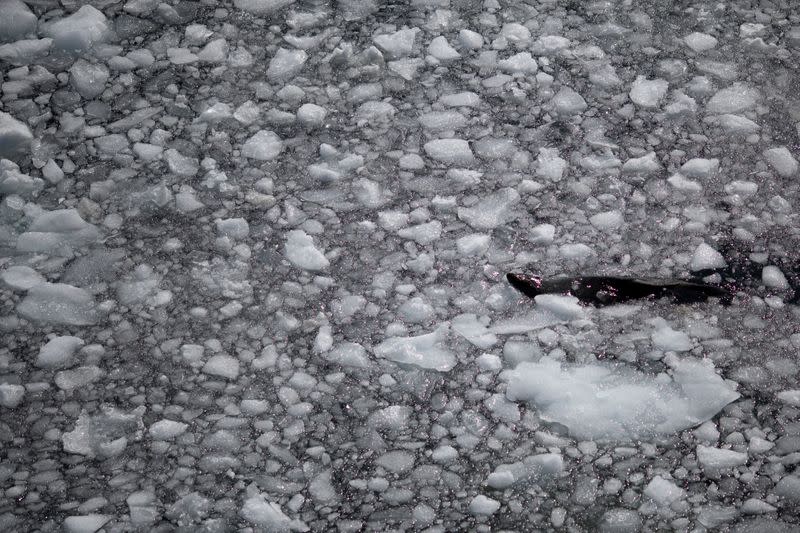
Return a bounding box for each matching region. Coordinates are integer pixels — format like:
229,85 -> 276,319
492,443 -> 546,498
763,147 -> 799,178
469,495 -> 500,516
684,32 -> 718,52
651,325 -> 692,352
458,29 -> 484,50
43,5 -> 110,54
202,355 -> 240,380
644,476 -> 686,507
762,266 -> 790,290
0,113 -> 33,160
241,493 -> 302,532
149,419 -> 188,440
697,445 -> 748,469
37,336 -> 85,368
233,0 -> 295,15
418,111 -> 467,131
267,48 -> 308,81
428,36 -> 460,61
18,283 -> 100,326
373,28 -> 418,59
452,314 -> 497,349
706,84 -> 760,114
486,453 -> 564,488
550,87 -> 587,117
63,406 -> 144,458
424,138 -> 474,165
622,152 -> 662,176
0,383 -> 24,408
0,0 -> 37,43
242,130 -> 284,161
536,148 -> 568,181
323,342 -> 371,368
589,210 -> 624,232
55,366 -> 104,390
629,76 -> 669,108
1,265 -> 44,291
284,229 -> 329,271
680,158 -> 719,179
457,187 -> 519,229
505,356 -> 740,441
374,324 -> 456,371
690,242 -> 726,271
62,515 -> 112,533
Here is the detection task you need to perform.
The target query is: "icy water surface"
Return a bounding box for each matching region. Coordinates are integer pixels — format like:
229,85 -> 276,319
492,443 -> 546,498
2,0 -> 800,531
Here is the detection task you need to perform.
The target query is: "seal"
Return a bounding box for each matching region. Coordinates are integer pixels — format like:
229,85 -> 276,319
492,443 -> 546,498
507,273 -> 732,306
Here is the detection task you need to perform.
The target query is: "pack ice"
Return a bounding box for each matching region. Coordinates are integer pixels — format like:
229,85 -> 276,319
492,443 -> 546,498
505,355 -> 739,441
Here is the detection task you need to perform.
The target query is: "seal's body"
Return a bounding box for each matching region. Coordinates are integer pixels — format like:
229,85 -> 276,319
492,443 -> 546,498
507,273 -> 731,306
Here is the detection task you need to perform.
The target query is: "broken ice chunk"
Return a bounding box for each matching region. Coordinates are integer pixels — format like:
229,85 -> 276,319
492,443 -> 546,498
550,87 -> 587,117
690,242 -> 726,271
680,158 -> 719,179
683,32 -> 718,52
629,76 -> 669,108
457,188 -> 519,229
506,356 -> 739,441
374,324 -> 456,371
42,5 -> 110,54
696,445 -> 748,469
202,355 -> 240,380
37,335 -> 85,368
18,283 -> 101,325
242,130 -> 284,161
0,0 -> 38,43
233,0 -> 295,14
69,59 -> 109,99
424,138 -> 474,165
241,493 -> 303,531
0,113 -> 33,160
452,314 -> 497,349
536,148 -> 568,181
373,27 -> 419,59
1,265 -> 45,291
622,152 -> 662,176
706,83 -> 760,114
323,342 -> 371,368
428,36 -> 460,61
763,147 -> 799,178
267,48 -> 308,82
284,229 -> 329,271
644,476 -> 686,507
762,265 -> 790,290
62,515 -> 112,533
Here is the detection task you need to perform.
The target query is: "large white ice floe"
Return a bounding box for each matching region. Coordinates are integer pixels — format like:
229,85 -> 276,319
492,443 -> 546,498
17,283 -> 101,325
373,324 -> 456,371
505,355 -> 739,441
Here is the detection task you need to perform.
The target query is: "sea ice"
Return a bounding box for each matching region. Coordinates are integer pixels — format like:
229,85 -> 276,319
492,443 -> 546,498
43,5 -> 110,54
505,356 -> 740,441
0,265 -> 44,291
0,0 -> 37,43
373,28 -> 419,59
0,112 -> 33,159
373,324 -> 456,371
233,0 -> 295,15
763,147 -> 799,177
424,139 -> 474,165
684,32 -> 718,52
242,130 -> 284,160
18,283 -> 100,326
690,242 -> 726,271
629,76 -> 669,108
37,336 -> 85,368
457,188 -> 519,229
706,84 -> 760,114
550,87 -> 587,116
267,48 -> 308,81
284,230 -> 329,271
697,445 -> 748,469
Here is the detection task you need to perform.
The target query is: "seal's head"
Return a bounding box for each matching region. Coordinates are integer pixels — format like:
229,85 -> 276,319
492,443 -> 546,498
507,272 -> 542,298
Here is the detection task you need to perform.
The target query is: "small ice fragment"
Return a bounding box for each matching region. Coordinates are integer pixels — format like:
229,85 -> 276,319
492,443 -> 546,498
684,32 -> 718,52
457,188 -> 519,229
706,84 -> 759,114
696,445 -> 748,469
458,29 -> 484,50
428,36 -> 460,61
62,515 -> 112,533
242,130 -> 284,161
373,324 -> 456,371
644,476 -> 686,507
37,336 -> 85,368
202,355 -> 240,380
469,495 -> 501,516
43,5 -> 110,54
267,48 -> 308,81
424,139 -> 475,165
651,326 -> 692,352
763,147 -> 799,177
233,0 -> 295,15
1,265 -> 44,291
550,87 -> 587,116
284,229 -> 329,271
373,27 -> 419,59
589,210 -> 624,231
149,419 -> 189,440
0,0 -> 37,43
629,76 -> 669,108
762,266 -> 790,290
0,112 -> 33,159
18,283 -> 100,325
0,383 -> 25,408
690,242 -> 726,271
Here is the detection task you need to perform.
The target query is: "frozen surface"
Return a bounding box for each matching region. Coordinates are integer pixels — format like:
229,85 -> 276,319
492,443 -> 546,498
505,356 -> 740,441
1,0 -> 800,531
